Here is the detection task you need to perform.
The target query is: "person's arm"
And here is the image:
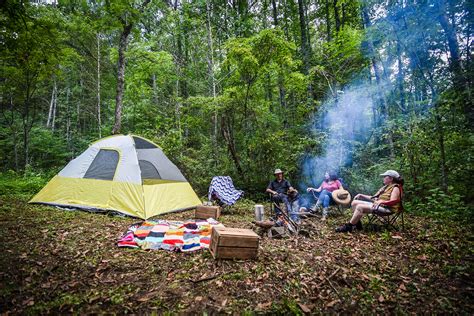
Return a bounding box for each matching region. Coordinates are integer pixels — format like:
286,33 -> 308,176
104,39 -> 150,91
354,193 -> 371,200
370,186 -> 385,199
378,187 -> 401,206
314,182 -> 323,192
266,182 -> 277,195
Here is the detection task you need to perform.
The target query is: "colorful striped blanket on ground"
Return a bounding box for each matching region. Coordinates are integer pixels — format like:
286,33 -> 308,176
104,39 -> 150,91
117,219 -> 224,252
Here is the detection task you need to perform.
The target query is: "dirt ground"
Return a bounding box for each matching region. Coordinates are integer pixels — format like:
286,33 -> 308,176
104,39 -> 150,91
1,196 -> 473,314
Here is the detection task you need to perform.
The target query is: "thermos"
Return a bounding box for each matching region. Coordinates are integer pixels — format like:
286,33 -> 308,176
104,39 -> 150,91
254,204 -> 264,221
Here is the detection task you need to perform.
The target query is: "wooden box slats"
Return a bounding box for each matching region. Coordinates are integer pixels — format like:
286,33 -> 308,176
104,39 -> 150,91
195,205 -> 221,219
210,227 -> 259,259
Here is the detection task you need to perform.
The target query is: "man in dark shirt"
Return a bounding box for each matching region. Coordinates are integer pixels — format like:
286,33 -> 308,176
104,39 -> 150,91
266,169 -> 294,216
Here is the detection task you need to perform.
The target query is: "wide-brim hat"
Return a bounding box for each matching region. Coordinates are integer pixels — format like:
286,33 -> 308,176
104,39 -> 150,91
274,168 -> 283,174
332,189 -> 352,206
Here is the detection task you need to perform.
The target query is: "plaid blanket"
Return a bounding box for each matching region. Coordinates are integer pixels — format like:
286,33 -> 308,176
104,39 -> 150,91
117,219 -> 224,252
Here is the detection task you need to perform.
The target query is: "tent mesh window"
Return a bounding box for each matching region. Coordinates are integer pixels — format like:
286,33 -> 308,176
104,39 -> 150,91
133,137 -> 158,149
139,160 -> 161,179
84,149 -> 119,181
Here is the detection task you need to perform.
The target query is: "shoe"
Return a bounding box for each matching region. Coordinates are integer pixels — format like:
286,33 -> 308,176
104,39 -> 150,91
355,221 -> 363,230
335,223 -> 354,233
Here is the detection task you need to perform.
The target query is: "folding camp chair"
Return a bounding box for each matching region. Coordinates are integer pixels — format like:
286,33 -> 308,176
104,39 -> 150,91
366,208 -> 405,231
208,176 -> 244,212
309,184 -> 348,217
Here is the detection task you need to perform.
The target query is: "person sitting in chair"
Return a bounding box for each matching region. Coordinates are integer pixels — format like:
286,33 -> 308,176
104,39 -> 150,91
266,169 -> 294,217
335,170 -> 404,233
306,171 -> 343,221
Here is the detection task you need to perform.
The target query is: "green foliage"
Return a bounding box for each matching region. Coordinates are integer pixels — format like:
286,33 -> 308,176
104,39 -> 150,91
406,188 -> 472,222
0,171 -> 50,197
0,0 -> 472,219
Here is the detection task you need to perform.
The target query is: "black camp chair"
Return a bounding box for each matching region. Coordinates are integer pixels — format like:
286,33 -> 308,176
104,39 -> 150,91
366,184 -> 405,231
366,207 -> 405,231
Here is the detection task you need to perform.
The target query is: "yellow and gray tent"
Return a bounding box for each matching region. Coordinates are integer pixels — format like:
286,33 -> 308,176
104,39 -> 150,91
30,134 -> 201,219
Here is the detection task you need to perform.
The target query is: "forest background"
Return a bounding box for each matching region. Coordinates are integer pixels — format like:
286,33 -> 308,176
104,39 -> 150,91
1,0 -> 472,219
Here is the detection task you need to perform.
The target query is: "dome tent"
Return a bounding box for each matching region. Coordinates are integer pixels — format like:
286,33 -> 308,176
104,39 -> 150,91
30,134 -> 201,219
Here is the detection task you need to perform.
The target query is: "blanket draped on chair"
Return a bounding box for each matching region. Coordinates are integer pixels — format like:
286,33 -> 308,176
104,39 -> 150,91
208,176 -> 243,206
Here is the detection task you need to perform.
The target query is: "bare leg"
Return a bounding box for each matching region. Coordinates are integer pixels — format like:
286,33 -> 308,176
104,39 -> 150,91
351,199 -> 367,211
349,203 -> 372,225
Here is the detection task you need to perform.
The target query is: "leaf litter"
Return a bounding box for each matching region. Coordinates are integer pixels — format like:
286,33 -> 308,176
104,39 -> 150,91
0,196 -> 473,314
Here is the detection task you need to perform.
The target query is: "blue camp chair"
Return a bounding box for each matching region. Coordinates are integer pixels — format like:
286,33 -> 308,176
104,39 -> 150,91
309,178 -> 348,216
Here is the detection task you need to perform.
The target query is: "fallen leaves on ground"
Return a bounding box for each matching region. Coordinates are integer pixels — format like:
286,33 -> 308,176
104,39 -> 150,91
0,196 -> 473,314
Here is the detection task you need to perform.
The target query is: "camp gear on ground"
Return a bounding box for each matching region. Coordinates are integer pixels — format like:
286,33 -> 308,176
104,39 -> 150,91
208,176 -> 244,206
195,205 -> 221,220
117,218 -> 224,251
253,220 -> 275,229
30,134 -> 201,219
380,170 -> 400,178
254,204 -> 264,221
332,189 -> 352,206
210,227 -> 259,259
270,198 -> 299,234
274,168 -> 283,174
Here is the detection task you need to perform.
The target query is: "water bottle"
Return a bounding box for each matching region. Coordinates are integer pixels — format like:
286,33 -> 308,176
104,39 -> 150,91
254,204 -> 264,221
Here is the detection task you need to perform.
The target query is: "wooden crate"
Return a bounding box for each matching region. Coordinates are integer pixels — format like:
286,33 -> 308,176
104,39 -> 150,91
195,205 -> 221,219
210,227 -> 259,259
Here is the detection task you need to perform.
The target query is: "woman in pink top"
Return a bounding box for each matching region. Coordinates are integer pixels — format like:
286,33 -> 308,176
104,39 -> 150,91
307,171 -> 343,221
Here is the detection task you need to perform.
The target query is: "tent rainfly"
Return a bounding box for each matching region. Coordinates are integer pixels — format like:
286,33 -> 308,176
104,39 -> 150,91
29,134 -> 201,219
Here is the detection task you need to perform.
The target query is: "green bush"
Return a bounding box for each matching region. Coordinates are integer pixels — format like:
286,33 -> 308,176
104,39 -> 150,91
405,187 -> 473,222
0,170 -> 51,197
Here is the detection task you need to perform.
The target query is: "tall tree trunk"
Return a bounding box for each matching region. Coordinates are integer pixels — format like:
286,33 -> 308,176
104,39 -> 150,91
112,23 -> 133,135
325,0 -> 331,41
77,66 -> 82,133
66,87 -> 71,150
97,33 -> 102,138
362,5 -> 383,123
362,3 -> 394,157
271,0 -> 278,26
435,112 -> 449,193
334,0 -> 340,34
396,40 -> 406,112
272,0 -> 286,110
51,84 -> 57,132
221,115 -> 243,174
436,0 -> 461,79
341,2 -> 346,29
297,0 -> 313,102
46,79 -> 57,129
297,0 -> 310,75
206,0 -> 218,164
